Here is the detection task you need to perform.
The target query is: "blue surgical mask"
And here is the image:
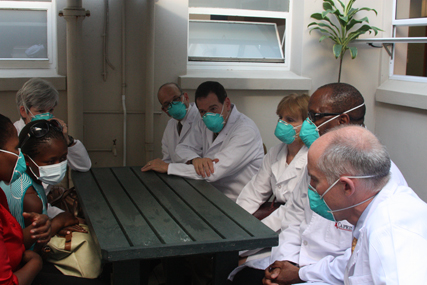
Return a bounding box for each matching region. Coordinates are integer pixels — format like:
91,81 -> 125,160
28,156 -> 68,185
308,175 -> 376,221
202,104 -> 226,133
167,100 -> 187,120
0,149 -> 27,185
274,120 -> 301,144
31,112 -> 53,121
299,103 -> 365,148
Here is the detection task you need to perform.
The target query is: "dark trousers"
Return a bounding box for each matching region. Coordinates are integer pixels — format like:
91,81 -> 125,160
231,267 -> 265,285
32,262 -> 110,285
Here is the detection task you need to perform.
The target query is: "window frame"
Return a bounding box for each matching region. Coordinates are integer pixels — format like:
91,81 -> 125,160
0,1 -> 56,69
390,0 -> 427,82
188,4 -> 292,70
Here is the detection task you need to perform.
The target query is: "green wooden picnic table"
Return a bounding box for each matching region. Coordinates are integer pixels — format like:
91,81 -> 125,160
72,166 -> 278,284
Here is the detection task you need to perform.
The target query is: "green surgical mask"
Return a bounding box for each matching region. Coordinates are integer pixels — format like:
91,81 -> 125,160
308,175 -> 377,221
31,112 -> 53,121
202,104 -> 225,133
274,120 -> 301,144
300,103 -> 365,148
168,101 -> 187,120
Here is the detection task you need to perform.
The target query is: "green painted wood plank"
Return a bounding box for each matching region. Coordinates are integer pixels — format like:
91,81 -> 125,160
99,237 -> 278,261
71,170 -> 129,253
111,167 -> 191,244
159,173 -> 250,239
185,178 -> 276,237
92,168 -> 161,247
131,168 -> 221,242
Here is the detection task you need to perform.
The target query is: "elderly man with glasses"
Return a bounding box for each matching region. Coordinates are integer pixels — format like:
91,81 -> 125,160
308,125 -> 427,284
153,82 -> 201,163
229,83 -> 407,285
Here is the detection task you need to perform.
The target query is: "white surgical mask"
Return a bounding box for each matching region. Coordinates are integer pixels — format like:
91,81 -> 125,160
28,157 -> 67,185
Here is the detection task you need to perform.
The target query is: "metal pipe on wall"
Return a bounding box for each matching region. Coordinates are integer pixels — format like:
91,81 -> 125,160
145,0 -> 155,163
59,0 -> 89,141
121,0 -> 127,166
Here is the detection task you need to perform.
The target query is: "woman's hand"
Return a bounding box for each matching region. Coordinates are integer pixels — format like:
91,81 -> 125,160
50,212 -> 79,236
22,212 -> 52,249
57,224 -> 87,236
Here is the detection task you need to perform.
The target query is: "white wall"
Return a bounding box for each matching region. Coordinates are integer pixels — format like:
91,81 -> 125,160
1,0 -> 426,200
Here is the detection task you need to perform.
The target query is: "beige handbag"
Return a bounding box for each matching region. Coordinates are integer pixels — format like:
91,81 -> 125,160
43,224 -> 102,278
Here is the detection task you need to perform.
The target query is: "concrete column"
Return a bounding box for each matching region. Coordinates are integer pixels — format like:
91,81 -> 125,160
59,0 -> 89,141
145,0 -> 155,163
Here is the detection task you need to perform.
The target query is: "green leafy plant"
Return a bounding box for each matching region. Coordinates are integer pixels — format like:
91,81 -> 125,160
308,0 -> 382,82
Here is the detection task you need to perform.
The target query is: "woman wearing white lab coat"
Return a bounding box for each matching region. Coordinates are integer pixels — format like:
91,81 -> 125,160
236,94 -> 310,233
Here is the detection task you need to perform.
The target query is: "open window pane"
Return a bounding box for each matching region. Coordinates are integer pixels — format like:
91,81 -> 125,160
189,20 -> 284,62
189,0 -> 289,12
396,0 -> 427,19
0,9 -> 48,59
394,41 -> 427,77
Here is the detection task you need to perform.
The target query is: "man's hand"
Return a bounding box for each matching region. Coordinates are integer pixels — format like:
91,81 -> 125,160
22,212 -> 51,244
141,158 -> 169,173
192,157 -> 219,178
263,261 -> 302,285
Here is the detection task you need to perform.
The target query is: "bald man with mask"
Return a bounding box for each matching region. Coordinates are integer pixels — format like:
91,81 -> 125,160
156,82 -> 200,163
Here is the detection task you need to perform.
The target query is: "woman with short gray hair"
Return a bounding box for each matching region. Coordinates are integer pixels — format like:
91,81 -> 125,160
13,78 -> 91,218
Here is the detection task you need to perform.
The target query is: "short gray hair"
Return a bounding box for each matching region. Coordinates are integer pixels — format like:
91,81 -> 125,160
318,126 -> 391,193
16,78 -> 59,112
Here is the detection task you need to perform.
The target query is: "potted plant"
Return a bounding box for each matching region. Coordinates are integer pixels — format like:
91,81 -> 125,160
308,0 -> 382,82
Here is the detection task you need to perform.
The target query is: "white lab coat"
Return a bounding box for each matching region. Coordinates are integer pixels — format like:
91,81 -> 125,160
14,118 -> 92,172
344,180 -> 427,284
229,161 -> 408,283
231,172 -> 354,284
236,143 -> 308,232
168,105 -> 264,201
161,103 -> 200,163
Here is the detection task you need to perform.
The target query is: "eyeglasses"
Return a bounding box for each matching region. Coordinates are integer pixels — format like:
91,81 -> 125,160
162,94 -> 183,110
20,120 -> 63,148
308,111 -> 341,123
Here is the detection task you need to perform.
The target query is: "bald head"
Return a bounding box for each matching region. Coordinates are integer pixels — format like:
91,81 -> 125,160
310,125 -> 390,192
157,82 -> 190,119
157,83 -> 183,104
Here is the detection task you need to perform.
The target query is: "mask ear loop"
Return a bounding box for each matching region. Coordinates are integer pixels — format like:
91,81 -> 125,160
293,123 -> 303,139
315,102 -> 366,131
221,103 -> 231,127
26,156 -> 41,180
22,101 -> 35,120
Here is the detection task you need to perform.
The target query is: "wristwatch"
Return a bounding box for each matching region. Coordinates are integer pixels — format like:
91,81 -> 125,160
67,135 -> 75,147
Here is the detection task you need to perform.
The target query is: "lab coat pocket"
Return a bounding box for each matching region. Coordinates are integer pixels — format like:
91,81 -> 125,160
347,274 -> 373,285
325,220 -> 353,250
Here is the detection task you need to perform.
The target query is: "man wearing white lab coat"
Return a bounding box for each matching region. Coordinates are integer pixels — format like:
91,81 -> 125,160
142,81 -> 264,202
157,82 -> 200,163
308,126 -> 427,284
230,83 -> 407,284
